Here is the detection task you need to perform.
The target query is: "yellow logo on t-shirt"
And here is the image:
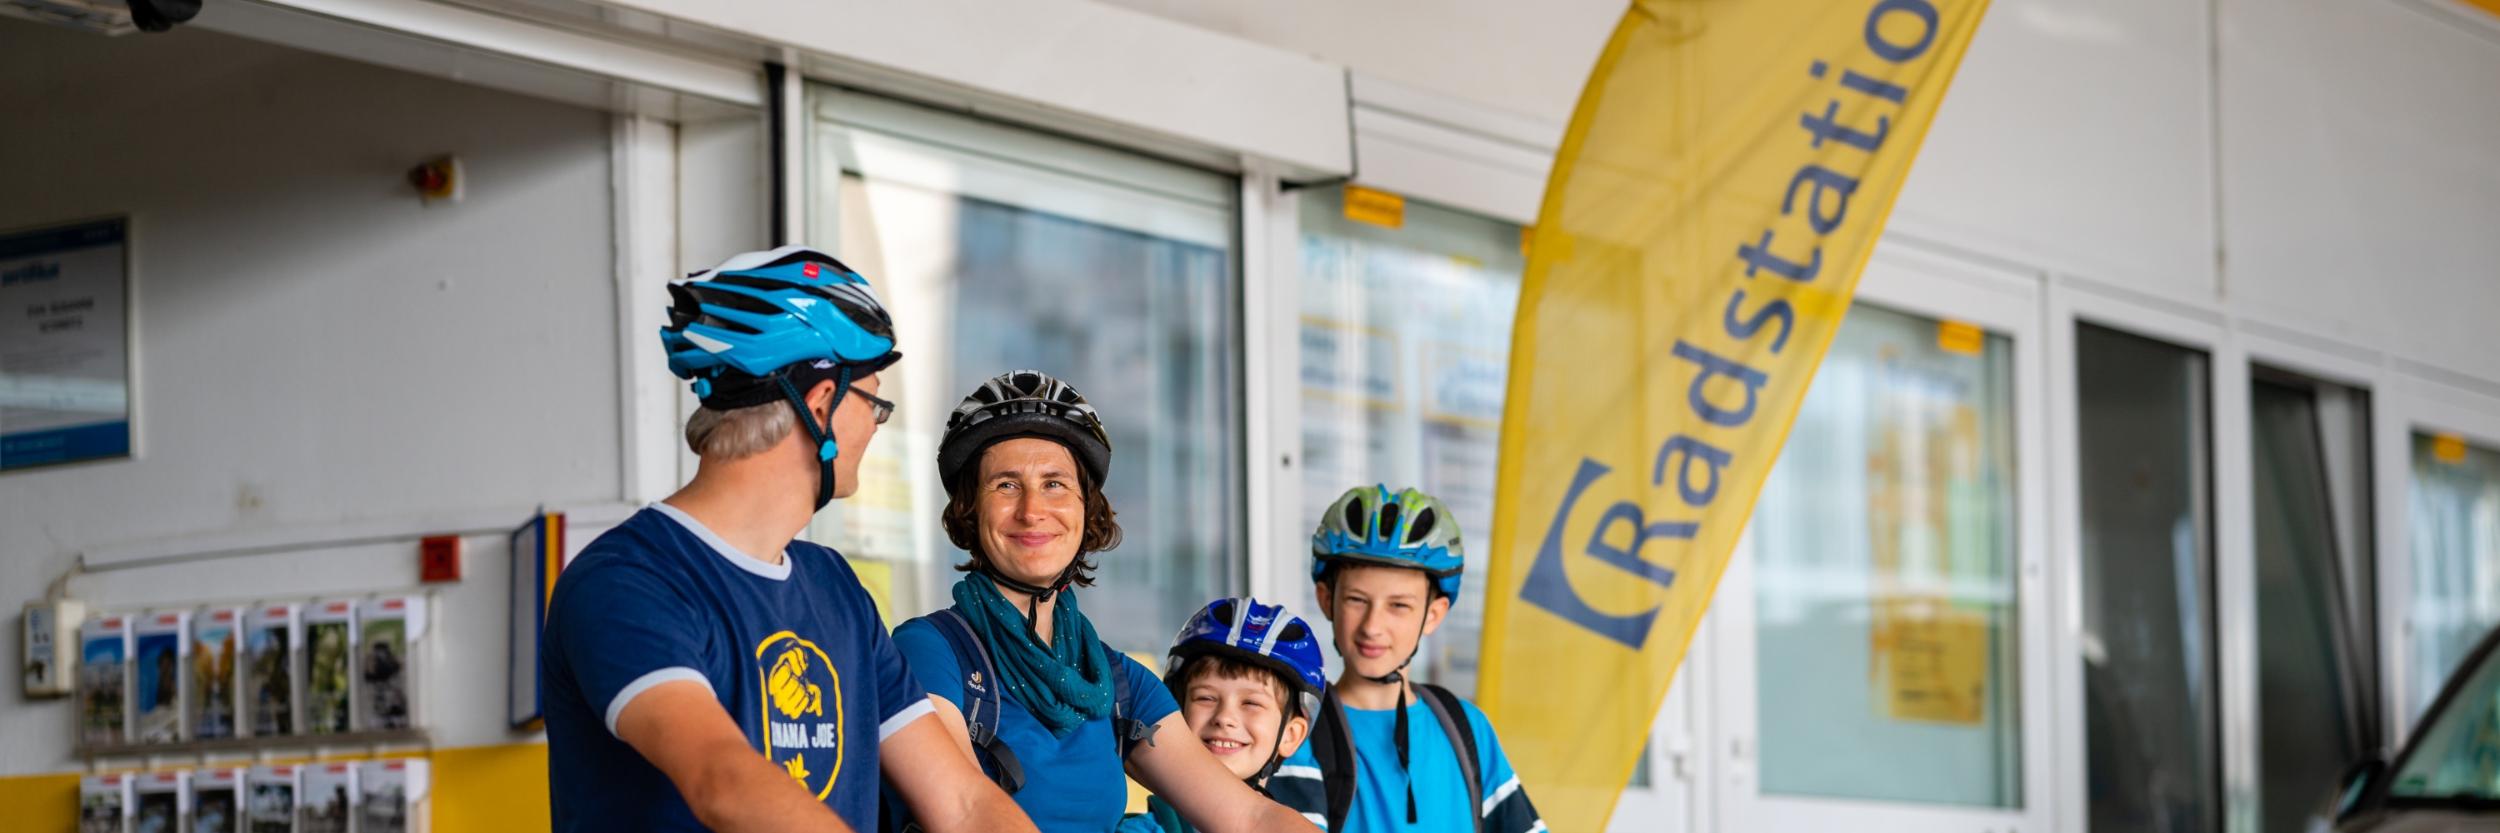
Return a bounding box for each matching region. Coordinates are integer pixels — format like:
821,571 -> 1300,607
755,631 -> 846,799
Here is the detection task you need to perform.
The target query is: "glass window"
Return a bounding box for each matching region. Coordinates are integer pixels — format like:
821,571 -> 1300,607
1294,186 -> 1524,693
804,88 -> 1242,655
1751,304 -> 2022,808
2408,433 -> 2500,719
2076,324 -> 2217,833
2250,372 -> 2379,833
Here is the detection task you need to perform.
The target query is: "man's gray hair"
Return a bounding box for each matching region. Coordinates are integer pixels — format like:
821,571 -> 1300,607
684,401 -> 796,459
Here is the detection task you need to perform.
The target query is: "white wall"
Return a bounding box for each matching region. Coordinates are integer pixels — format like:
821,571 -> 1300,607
0,17 -> 622,776
1892,0 -> 2219,302
2220,0 -> 2500,382
1111,0 -> 2500,388
1095,0 -> 1620,128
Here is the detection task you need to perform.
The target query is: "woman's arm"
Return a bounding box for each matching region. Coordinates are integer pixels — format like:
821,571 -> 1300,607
1126,713 -> 1321,833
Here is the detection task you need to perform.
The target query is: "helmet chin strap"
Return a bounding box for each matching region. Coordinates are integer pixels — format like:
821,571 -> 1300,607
775,366 -> 853,512
1349,614 -> 1430,824
981,562 -> 1078,636
1248,708 -> 1295,788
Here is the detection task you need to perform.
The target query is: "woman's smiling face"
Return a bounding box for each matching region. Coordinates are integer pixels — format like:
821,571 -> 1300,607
974,437 -> 1087,588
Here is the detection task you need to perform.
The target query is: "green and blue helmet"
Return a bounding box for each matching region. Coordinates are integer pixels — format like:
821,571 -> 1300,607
1311,485 -> 1466,602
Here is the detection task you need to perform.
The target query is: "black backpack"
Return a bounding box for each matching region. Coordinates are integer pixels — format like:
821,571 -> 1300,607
1308,683 -> 1485,833
882,607 -> 1153,832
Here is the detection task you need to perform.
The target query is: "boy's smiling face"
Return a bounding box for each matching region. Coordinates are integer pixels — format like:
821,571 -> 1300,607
1180,662 -> 1310,781
1317,563 -> 1449,682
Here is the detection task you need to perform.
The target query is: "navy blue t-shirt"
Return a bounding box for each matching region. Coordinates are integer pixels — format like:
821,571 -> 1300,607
543,504 -> 932,832
894,602 -> 1178,833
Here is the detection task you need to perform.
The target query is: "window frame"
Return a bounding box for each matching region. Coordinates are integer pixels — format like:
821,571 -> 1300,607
799,82 -> 1256,641
1708,240 -> 2054,833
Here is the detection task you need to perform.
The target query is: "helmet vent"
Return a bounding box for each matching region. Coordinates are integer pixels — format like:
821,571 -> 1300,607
1408,507 -> 1437,544
1343,500 -> 1368,538
1378,503 -> 1402,543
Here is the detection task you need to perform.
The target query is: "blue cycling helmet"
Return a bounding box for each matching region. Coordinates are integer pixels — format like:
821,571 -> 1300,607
1165,596 -> 1328,719
1311,485 -> 1466,602
660,246 -> 900,508
661,245 -> 898,399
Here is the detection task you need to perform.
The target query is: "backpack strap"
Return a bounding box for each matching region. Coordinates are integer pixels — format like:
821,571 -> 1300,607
1109,652 -> 1157,763
930,608 -> 1025,793
1416,683 -> 1484,833
1310,693 -> 1358,832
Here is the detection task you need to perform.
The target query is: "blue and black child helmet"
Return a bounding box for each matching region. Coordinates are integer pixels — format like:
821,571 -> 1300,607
1310,485 -> 1467,603
1166,596 -> 1328,785
659,245 -> 899,509
1166,596 -> 1328,718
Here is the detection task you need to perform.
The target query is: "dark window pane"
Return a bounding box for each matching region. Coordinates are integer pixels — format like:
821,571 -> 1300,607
2251,375 -> 2378,833
2078,324 -> 2216,833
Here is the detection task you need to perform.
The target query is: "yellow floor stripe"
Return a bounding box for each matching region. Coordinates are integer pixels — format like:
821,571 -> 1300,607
1,741 -> 552,832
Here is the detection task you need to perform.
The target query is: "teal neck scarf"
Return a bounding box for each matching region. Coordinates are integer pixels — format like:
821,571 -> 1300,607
952,573 -> 1115,737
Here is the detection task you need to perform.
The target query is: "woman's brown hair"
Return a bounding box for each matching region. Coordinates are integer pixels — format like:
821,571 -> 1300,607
943,441 -> 1123,586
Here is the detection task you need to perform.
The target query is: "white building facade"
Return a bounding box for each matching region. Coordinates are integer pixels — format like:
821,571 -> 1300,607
5,1 -> 2500,831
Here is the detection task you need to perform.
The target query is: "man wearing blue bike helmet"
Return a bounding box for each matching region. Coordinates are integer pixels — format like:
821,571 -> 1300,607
1285,486 -> 1544,833
541,247 -> 1033,833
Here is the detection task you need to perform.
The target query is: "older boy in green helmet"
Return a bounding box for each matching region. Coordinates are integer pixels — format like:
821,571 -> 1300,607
1280,486 -> 1544,833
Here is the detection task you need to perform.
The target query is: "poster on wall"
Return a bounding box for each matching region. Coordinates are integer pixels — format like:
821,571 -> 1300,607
0,217 -> 131,471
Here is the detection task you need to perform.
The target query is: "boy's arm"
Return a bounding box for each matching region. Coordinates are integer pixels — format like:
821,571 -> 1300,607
1467,705 -> 1544,833
614,681 -> 857,833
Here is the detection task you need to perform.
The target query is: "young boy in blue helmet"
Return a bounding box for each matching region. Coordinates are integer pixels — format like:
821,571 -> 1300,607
1283,486 -> 1544,833
540,246 -> 1032,833
1123,597 -> 1335,832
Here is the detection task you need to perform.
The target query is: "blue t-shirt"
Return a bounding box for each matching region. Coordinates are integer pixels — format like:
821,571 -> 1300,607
542,505 -> 933,832
893,605 -> 1178,833
1279,694 -> 1542,833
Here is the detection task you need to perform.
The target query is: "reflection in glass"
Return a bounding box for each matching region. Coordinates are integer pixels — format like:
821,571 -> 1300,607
806,93 -> 1241,655
2409,434 -> 2500,719
1752,304 -> 2021,808
1295,187 -> 1524,694
2250,374 -> 2378,833
2077,324 -> 2215,833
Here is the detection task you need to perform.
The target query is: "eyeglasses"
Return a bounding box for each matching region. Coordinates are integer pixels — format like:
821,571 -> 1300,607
851,388 -> 895,425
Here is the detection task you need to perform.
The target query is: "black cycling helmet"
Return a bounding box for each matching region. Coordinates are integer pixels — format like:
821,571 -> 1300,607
937,370 -> 1111,489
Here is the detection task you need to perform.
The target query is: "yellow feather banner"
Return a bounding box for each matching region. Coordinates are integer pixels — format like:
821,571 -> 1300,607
1476,1 -> 1989,829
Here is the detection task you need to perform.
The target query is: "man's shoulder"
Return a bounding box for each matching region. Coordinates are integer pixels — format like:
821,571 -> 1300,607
559,540 -> 697,594
785,540 -> 870,594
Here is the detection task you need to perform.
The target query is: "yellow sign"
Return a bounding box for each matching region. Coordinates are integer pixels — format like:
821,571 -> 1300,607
1342,185 -> 1406,229
1936,320 -> 1985,356
2434,432 -> 2472,466
851,558 -> 897,628
1475,0 -> 1989,828
1872,598 -> 1989,724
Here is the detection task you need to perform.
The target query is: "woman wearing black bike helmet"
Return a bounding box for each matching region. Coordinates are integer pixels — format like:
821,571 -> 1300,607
888,370 -> 1316,833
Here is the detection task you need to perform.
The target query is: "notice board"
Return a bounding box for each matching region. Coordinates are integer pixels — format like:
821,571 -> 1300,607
1,217 -> 130,471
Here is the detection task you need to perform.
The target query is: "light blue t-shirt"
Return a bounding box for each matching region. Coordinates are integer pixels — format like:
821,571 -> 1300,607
1280,694 -> 1543,833
893,610 -> 1178,833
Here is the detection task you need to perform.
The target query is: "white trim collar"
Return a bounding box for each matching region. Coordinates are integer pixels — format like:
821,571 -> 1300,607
650,502 -> 794,581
